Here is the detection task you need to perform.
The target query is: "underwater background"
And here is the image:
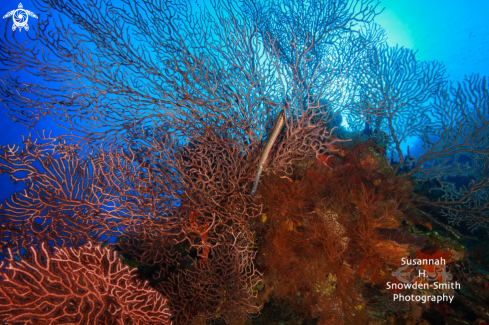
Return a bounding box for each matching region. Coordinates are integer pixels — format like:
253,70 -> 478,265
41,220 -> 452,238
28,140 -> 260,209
0,0 -> 489,324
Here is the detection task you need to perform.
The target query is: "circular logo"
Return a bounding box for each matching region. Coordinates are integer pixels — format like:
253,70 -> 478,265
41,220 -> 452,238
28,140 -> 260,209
13,9 -> 28,28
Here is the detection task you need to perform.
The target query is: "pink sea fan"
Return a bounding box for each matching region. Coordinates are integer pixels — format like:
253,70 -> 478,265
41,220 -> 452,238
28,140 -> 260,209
0,242 -> 172,324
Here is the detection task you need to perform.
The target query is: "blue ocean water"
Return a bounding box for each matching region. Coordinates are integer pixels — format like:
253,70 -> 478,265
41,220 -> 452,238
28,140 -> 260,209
0,1 -> 487,247
0,1 -> 488,323
1,0 -> 488,201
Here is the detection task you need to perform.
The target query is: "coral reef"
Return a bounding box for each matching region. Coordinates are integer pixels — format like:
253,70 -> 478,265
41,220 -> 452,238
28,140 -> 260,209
0,0 -> 488,324
250,140 -> 415,324
0,243 -> 171,324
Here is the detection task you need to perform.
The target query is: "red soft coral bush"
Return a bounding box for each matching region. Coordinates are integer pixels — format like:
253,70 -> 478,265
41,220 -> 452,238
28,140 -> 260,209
0,242 -> 172,325
253,141 -> 415,324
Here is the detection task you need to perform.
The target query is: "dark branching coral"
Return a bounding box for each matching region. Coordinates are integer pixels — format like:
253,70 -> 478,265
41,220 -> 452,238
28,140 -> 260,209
0,0 -> 488,324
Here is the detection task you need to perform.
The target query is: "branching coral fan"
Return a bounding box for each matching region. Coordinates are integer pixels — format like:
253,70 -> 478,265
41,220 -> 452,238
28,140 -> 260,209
0,0 -> 488,324
0,243 -> 172,324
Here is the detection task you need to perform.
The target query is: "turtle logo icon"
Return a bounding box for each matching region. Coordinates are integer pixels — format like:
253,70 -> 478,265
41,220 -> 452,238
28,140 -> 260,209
3,3 -> 38,32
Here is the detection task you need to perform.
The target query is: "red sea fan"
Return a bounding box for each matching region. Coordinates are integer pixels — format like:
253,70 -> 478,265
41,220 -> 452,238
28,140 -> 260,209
0,243 -> 172,325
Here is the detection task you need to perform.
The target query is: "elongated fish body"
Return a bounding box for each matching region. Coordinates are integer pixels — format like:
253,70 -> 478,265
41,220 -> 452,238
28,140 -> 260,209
250,165 -> 263,196
251,110 -> 286,195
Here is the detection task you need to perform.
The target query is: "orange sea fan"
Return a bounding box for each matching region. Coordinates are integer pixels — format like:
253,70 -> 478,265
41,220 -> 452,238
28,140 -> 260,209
0,243 -> 172,324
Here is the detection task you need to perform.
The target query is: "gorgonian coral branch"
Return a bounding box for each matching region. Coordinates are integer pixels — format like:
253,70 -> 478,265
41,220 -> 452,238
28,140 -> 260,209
0,242 -> 172,324
413,74 -> 489,231
0,133 -> 154,254
156,228 -> 260,324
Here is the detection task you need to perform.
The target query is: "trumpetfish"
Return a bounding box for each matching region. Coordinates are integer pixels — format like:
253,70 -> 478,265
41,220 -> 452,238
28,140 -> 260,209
251,110 -> 286,195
